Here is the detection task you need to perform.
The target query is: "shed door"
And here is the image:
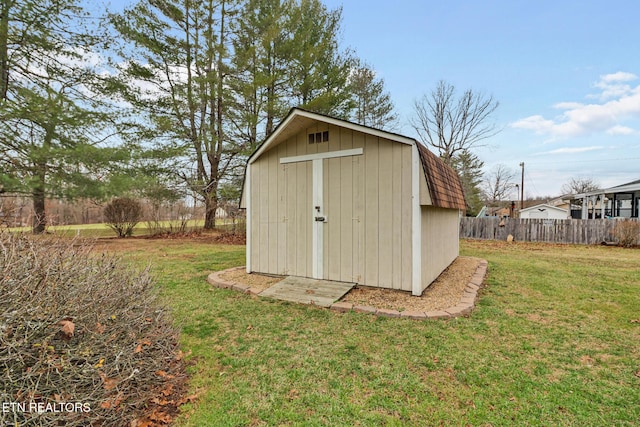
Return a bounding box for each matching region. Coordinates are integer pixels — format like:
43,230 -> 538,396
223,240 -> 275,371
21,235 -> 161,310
322,155 -> 364,284
280,148 -> 364,281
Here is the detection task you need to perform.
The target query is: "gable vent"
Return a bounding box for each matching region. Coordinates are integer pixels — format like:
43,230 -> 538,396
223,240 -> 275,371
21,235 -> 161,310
308,131 -> 329,144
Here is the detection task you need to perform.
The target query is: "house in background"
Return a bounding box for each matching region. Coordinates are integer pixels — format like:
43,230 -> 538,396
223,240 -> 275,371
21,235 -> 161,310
477,205 -> 513,218
546,196 -> 572,211
573,179 -> 640,219
240,108 -> 466,296
519,204 -> 569,219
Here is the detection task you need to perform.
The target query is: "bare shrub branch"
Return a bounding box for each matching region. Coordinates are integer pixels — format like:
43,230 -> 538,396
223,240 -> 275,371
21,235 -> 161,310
613,220 -> 640,247
104,198 -> 143,238
0,233 -> 186,426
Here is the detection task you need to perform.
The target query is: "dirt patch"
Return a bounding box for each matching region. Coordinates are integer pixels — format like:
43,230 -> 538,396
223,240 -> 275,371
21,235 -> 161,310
218,268 -> 283,292
209,231 -> 246,245
341,256 -> 482,312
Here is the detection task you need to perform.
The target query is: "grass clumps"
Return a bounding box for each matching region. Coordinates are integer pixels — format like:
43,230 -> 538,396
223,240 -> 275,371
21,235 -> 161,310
0,233 -> 187,426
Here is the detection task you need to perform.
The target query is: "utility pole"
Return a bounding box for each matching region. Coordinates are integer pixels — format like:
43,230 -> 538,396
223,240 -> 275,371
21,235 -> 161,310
519,162 -> 525,210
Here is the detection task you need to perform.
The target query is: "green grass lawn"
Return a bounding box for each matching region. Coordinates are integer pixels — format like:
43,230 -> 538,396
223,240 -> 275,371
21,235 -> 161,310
105,238 -> 640,426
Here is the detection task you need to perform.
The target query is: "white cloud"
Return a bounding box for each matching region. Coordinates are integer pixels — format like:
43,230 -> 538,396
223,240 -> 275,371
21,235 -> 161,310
599,72 -> 637,83
607,125 -> 636,135
591,71 -> 638,100
511,72 -> 640,138
542,146 -> 604,155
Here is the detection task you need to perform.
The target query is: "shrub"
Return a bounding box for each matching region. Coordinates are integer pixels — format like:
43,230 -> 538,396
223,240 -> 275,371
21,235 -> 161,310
613,219 -> 640,248
0,233 -> 186,426
145,202 -> 192,237
104,197 -> 142,238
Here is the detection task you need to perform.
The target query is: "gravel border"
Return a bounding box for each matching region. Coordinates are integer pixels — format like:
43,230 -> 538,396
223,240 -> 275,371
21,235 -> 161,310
207,260 -> 488,320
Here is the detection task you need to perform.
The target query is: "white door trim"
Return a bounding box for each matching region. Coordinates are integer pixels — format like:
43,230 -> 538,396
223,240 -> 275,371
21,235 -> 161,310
411,143 -> 423,296
280,148 -> 363,164
311,159 -> 324,279
245,163 -> 252,273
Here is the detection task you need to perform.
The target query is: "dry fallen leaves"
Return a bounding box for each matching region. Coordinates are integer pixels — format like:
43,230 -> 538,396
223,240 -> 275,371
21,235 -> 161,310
99,371 -> 119,391
134,339 -> 152,354
58,318 -> 75,339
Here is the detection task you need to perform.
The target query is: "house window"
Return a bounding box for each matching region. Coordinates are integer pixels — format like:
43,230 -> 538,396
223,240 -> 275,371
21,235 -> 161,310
308,131 -> 329,143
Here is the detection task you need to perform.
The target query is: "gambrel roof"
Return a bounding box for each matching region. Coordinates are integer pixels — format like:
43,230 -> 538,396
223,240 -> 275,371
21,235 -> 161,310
416,144 -> 467,211
243,108 -> 466,211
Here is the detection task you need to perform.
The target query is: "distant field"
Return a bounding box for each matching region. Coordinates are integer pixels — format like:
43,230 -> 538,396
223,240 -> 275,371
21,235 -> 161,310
95,238 -> 640,426
5,219 -> 242,238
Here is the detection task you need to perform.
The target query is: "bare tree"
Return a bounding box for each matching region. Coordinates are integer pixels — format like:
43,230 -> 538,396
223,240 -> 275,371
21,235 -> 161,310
482,164 -> 516,203
561,177 -> 600,195
411,80 -> 500,163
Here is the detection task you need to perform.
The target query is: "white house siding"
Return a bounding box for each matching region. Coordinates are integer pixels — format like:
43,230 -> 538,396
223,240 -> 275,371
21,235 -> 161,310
520,204 -> 568,220
248,122 -> 413,290
420,206 -> 460,292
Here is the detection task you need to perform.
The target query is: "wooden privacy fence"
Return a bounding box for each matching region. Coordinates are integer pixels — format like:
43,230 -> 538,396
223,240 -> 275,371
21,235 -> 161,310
460,217 -> 639,245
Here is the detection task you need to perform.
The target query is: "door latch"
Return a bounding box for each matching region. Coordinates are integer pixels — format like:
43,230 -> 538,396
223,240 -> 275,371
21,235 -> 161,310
315,216 -> 326,222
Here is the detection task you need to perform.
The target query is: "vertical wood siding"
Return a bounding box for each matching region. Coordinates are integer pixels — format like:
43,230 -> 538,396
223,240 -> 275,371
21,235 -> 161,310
249,122 -> 413,290
421,206 -> 460,290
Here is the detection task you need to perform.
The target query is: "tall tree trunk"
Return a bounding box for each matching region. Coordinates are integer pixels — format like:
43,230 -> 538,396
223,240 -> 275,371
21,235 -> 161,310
32,167 -> 46,234
203,188 -> 218,229
205,0 -> 227,230
0,0 -> 11,100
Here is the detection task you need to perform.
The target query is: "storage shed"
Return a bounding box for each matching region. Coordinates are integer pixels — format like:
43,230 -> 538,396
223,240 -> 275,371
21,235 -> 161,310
240,108 -> 466,296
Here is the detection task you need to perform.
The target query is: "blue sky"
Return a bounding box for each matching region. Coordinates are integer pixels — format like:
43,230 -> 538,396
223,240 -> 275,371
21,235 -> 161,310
105,0 -> 640,198
319,0 -> 640,197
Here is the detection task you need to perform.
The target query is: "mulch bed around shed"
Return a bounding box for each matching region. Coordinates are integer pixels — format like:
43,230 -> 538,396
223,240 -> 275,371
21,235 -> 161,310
216,256 -> 484,316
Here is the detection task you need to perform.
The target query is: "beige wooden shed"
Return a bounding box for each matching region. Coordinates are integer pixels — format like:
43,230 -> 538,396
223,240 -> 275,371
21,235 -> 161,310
240,108 -> 466,295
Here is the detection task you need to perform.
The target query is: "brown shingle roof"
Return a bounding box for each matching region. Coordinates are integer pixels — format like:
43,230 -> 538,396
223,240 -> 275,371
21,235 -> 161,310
416,144 -> 467,211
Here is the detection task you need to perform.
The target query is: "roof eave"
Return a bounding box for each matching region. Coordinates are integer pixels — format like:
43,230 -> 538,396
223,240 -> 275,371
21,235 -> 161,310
248,108 -> 416,165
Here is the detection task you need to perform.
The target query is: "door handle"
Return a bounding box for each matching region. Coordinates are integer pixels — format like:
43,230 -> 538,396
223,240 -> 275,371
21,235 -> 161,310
315,216 -> 326,222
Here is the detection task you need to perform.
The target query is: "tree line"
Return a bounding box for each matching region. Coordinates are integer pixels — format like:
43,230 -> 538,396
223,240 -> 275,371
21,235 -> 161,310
1,0 -> 507,233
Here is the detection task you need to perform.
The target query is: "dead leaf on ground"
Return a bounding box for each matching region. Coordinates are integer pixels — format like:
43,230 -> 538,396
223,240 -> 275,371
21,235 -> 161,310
178,393 -> 199,405
58,318 -> 75,338
580,355 -> 595,366
160,383 -> 174,397
99,371 -> 119,391
134,339 -> 153,354
151,397 -> 170,406
630,319 -> 640,324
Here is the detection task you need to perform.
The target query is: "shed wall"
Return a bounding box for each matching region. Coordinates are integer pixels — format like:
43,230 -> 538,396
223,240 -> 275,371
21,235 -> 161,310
420,206 -> 460,292
249,121 -> 413,290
